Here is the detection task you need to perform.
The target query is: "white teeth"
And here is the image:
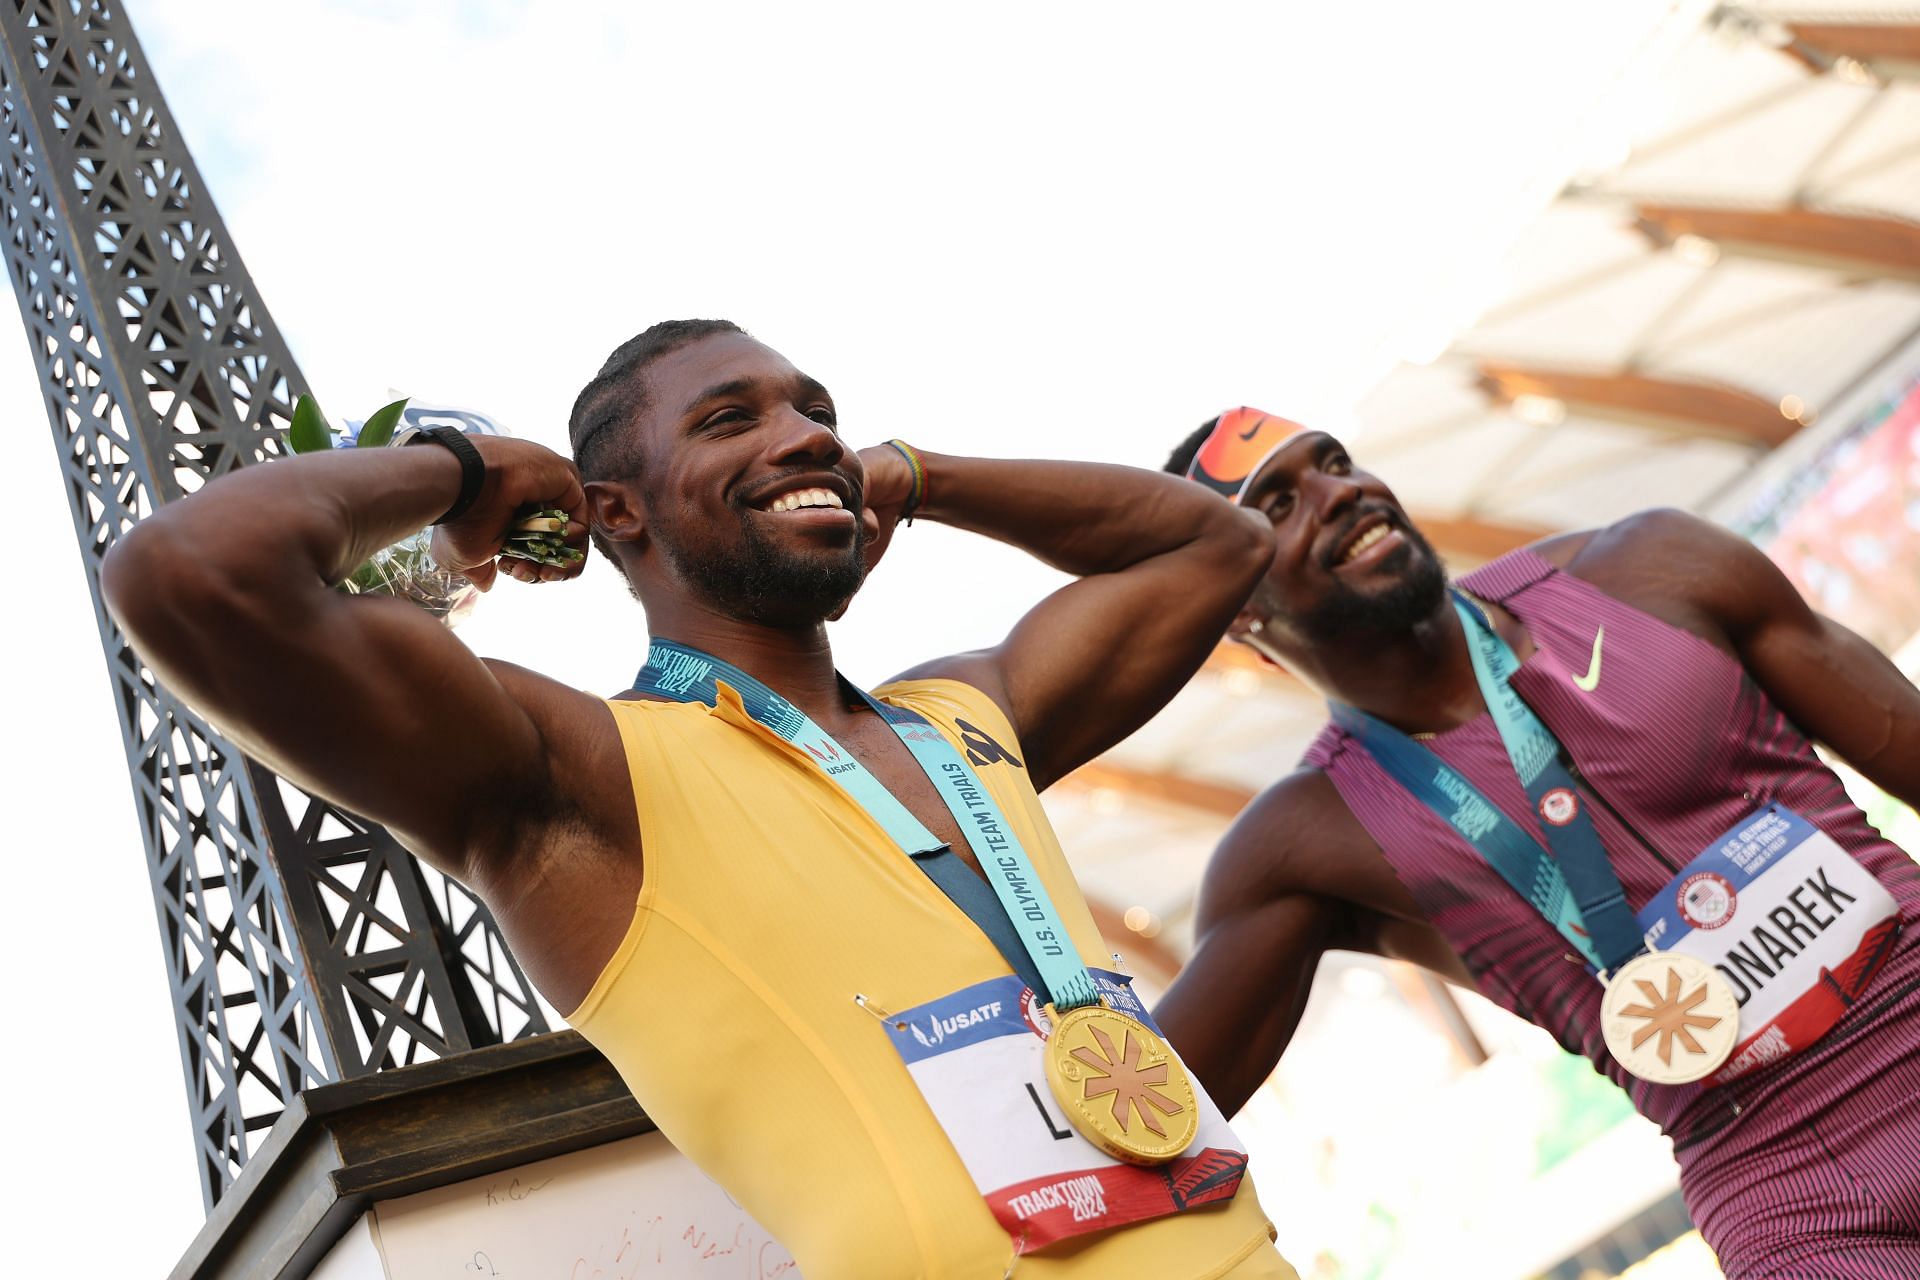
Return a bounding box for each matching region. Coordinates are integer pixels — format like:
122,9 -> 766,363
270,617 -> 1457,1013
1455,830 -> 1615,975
1342,524 -> 1390,564
764,487 -> 844,513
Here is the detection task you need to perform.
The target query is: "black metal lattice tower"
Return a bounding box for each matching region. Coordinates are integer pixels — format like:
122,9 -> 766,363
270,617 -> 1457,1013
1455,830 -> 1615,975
0,0 -> 549,1210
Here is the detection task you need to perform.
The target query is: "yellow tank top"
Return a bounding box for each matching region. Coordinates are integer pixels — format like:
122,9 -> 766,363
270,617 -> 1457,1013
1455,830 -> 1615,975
569,677 -> 1291,1279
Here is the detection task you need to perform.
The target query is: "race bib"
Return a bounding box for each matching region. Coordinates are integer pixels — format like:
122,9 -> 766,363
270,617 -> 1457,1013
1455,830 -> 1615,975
1636,805 -> 1902,1084
885,969 -> 1249,1250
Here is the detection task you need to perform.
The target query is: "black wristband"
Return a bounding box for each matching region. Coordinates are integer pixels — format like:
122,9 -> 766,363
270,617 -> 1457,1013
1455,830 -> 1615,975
404,425 -> 486,525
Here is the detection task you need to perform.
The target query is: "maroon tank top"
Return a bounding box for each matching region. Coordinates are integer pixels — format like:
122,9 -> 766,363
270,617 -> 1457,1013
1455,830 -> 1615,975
1305,548 -> 1920,1143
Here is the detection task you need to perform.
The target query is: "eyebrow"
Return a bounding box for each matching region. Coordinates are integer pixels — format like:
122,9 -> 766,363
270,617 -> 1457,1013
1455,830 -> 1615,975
795,374 -> 833,406
685,377 -> 758,413
682,373 -> 836,418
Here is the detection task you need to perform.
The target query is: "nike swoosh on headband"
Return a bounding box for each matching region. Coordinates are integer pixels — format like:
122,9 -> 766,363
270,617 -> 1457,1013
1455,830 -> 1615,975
1184,405 -> 1309,501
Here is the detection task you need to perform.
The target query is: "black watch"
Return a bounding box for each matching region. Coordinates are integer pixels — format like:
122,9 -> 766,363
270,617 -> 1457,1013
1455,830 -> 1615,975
402,424 -> 487,524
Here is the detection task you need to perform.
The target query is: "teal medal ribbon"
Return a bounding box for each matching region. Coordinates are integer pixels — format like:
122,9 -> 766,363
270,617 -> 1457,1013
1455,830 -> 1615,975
633,639 -> 1100,1011
1332,594 -> 1646,973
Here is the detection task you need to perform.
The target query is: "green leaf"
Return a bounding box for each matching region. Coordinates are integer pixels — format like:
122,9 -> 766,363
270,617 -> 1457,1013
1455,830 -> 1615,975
355,397 -> 410,449
288,394 -> 333,454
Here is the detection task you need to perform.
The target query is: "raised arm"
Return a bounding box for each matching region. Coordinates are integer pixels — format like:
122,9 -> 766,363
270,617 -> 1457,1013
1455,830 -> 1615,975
1157,871 -> 1342,1117
874,447 -> 1270,789
99,435 -> 596,877
1154,773 -> 1363,1115
1153,768 -> 1475,1115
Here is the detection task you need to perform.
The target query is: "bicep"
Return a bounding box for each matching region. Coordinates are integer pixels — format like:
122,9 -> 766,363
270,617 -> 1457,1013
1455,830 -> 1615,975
1662,515 -> 1920,805
107,537 -> 547,874
1595,510 -> 1920,807
1156,889 -> 1341,1118
1738,603 -> 1920,807
970,547 -> 1252,789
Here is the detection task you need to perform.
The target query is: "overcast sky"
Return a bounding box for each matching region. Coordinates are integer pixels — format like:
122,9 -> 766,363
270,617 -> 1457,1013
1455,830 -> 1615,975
4,0 -> 1687,1265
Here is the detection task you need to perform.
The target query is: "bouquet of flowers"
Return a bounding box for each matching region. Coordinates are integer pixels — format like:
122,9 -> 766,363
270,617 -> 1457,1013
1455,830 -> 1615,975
286,393 -> 485,626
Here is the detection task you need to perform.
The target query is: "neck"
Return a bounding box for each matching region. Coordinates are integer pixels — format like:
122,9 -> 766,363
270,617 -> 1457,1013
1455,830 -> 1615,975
645,597 -> 853,725
1264,597 -> 1489,735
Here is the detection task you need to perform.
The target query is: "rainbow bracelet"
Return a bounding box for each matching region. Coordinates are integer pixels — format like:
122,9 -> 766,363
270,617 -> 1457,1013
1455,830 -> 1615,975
884,439 -> 927,525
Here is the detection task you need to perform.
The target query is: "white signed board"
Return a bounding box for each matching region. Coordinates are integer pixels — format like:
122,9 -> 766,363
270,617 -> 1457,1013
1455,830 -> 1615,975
371,1132 -> 800,1280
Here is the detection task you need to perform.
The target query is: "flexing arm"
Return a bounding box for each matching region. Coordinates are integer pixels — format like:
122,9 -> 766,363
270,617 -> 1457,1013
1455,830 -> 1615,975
1153,774 -> 1361,1115
1601,510 -> 1920,810
875,448 -> 1270,789
100,436 -> 594,876
1158,885 -> 1342,1117
1154,770 -> 1471,1115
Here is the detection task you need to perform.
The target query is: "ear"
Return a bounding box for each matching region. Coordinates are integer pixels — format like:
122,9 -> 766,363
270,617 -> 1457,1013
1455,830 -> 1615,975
1225,604 -> 1265,643
585,478 -> 647,553
1226,608 -> 1292,671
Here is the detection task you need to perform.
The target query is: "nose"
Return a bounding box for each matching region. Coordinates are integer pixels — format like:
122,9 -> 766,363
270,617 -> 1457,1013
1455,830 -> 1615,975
765,406 -> 844,469
1303,467 -> 1362,523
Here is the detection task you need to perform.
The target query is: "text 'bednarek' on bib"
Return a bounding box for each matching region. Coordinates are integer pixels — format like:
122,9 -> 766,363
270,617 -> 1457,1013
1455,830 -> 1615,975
1634,804 -> 1901,1085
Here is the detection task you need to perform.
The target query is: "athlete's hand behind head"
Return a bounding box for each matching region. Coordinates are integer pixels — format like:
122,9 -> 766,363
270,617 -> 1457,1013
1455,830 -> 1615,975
853,441 -> 915,580
427,435 -> 591,592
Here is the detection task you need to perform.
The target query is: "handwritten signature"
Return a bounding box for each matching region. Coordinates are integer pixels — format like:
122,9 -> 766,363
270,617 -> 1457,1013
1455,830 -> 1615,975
483,1176 -> 555,1207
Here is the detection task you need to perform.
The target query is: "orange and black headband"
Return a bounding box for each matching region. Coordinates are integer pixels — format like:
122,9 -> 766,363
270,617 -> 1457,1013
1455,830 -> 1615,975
1184,406 -> 1307,502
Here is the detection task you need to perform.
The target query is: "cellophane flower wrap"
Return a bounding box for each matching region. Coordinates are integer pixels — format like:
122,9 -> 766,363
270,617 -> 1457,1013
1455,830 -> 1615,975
307,400 -> 515,630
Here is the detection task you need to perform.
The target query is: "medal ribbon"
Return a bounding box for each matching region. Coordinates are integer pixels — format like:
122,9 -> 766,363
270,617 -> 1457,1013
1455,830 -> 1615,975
633,639 -> 1100,1011
1332,595 -> 1645,973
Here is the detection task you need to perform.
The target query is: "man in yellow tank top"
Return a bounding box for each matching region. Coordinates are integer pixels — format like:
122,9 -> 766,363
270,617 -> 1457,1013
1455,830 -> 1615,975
102,319 -> 1296,1278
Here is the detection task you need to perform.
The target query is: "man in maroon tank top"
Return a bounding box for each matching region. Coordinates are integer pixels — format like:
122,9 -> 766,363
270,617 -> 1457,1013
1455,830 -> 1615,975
1153,408 -> 1920,1278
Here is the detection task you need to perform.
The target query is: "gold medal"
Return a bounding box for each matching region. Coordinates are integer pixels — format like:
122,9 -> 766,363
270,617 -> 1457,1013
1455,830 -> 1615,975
1600,951 -> 1740,1085
1043,1002 -> 1199,1165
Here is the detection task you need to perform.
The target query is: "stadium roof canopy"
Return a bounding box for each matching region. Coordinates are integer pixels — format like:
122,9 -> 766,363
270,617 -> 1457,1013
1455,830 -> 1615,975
1052,1 -> 1920,981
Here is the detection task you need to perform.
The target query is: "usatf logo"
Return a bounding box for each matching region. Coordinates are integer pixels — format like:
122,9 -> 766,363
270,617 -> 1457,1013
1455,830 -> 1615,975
1678,871 -> 1737,930
1539,787 -> 1580,827
805,741 -> 841,763
909,999 -> 1003,1049
957,718 -> 1023,770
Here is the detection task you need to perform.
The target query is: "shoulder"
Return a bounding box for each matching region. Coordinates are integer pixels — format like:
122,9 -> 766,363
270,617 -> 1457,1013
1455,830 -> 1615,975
882,651 -> 1011,721
1523,508 -> 1731,573
874,673 -> 1031,768
1532,509 -> 1792,645
1210,767 -> 1369,902
1575,507 -> 1745,567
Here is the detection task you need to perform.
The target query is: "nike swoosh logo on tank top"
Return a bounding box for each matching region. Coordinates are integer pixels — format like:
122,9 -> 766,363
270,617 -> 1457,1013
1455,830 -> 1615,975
1573,626 -> 1605,692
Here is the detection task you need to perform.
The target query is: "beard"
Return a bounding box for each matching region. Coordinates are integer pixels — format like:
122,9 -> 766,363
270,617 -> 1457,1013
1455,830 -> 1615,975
1292,524 -> 1448,645
651,501 -> 870,629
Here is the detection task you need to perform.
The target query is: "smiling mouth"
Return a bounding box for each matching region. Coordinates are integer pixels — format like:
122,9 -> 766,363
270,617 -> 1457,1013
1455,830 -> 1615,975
757,486 -> 846,514
1339,522 -> 1392,565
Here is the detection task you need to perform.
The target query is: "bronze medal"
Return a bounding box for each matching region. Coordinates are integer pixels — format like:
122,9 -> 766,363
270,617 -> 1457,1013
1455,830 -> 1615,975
1600,951 -> 1740,1085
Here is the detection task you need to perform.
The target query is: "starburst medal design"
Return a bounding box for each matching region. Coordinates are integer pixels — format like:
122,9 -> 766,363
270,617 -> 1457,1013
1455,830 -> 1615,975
1600,951 -> 1740,1084
1044,1003 -> 1199,1165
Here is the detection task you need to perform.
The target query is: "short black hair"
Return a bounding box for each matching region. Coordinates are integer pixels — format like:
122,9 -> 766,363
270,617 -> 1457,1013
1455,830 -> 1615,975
1163,415 -> 1221,477
568,318 -> 747,563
